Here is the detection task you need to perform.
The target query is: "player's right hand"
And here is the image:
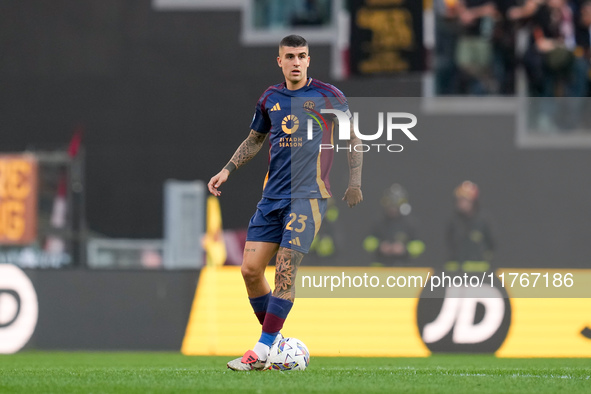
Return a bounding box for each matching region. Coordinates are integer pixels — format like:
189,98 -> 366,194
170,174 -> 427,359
343,186 -> 363,208
208,169 -> 230,196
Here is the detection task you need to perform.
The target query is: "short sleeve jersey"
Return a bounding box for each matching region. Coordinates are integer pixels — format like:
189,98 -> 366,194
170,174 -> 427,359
250,78 -> 350,199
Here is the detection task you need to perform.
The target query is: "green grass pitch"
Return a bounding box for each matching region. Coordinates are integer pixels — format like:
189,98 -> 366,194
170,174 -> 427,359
0,352 -> 589,393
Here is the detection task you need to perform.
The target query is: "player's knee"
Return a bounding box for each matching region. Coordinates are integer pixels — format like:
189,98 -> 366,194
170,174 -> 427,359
241,263 -> 263,283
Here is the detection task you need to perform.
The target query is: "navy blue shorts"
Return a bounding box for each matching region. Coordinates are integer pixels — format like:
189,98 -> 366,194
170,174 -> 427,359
246,198 -> 328,254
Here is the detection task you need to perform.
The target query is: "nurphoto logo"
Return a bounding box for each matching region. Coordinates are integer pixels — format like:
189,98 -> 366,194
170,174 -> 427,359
306,109 -> 418,153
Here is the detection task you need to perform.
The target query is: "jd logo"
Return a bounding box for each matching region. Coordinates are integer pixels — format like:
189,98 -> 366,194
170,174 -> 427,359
0,264 -> 38,354
416,278 -> 511,353
0,290 -> 21,328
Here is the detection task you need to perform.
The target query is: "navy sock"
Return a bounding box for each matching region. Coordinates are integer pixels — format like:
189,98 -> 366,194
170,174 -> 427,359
259,296 -> 293,346
249,291 -> 271,325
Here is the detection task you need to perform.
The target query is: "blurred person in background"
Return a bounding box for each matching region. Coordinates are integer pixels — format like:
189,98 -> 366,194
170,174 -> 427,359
532,0 -> 576,97
559,0 -> 591,128
363,184 -> 425,267
436,0 -> 520,95
493,0 -> 521,94
564,0 -> 591,130
454,0 -> 498,94
573,0 -> 591,98
510,0 -> 589,131
435,0 -> 462,94
445,181 -> 495,273
516,0 -> 576,93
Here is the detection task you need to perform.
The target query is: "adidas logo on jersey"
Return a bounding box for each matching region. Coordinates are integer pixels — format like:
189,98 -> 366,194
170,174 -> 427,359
270,103 -> 281,112
289,237 -> 301,246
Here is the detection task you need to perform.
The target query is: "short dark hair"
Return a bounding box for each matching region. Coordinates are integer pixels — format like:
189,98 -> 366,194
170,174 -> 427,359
279,35 -> 308,50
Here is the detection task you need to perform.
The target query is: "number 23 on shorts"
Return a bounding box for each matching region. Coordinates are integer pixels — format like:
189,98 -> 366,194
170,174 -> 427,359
286,213 -> 307,233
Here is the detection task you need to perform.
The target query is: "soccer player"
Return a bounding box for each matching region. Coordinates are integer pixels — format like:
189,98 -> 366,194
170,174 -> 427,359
208,35 -> 363,371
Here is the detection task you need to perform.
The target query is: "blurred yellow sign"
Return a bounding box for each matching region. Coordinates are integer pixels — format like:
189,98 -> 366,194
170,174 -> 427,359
0,155 -> 38,244
202,196 -> 226,267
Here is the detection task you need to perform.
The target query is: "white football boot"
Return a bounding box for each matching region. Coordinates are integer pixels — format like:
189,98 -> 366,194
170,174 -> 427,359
227,333 -> 284,371
227,350 -> 267,371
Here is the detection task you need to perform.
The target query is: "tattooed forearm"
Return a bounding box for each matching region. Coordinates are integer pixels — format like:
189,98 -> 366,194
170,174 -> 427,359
347,127 -> 363,188
227,130 -> 267,172
273,247 -> 305,301
223,161 -> 237,174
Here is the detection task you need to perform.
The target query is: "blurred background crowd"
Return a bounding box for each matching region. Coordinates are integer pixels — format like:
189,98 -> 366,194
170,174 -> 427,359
435,0 -> 591,97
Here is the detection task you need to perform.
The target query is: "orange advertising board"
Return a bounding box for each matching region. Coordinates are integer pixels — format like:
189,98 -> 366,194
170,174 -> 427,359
0,155 -> 38,244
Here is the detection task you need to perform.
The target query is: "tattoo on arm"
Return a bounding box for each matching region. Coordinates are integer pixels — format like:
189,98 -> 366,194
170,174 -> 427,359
347,124 -> 363,188
273,247 -> 305,301
227,130 -> 267,172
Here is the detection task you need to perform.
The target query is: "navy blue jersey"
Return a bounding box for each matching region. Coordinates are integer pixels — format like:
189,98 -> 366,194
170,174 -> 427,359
250,78 -> 350,199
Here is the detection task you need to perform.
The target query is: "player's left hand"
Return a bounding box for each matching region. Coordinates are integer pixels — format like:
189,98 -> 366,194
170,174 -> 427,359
343,186 -> 363,207
208,169 -> 230,196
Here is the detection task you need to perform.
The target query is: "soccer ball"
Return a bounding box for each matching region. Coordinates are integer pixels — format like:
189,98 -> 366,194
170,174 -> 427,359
266,337 -> 310,371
